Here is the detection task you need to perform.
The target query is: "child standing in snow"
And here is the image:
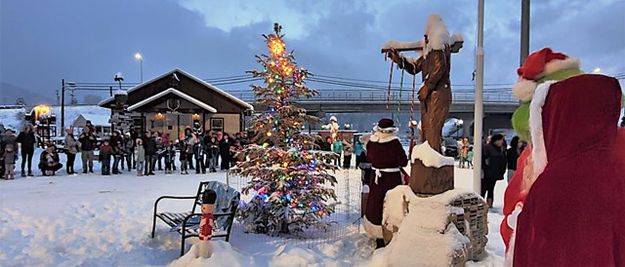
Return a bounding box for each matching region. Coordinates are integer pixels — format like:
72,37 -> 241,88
99,140 -> 113,175
135,138 -> 145,176
3,143 -> 16,179
179,138 -> 189,175
466,146 -> 474,169
164,140 -> 176,174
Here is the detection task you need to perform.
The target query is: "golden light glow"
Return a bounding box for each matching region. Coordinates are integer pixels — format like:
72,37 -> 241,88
33,104 -> 51,119
192,113 -> 200,120
266,132 -> 273,137
268,36 -> 285,56
155,112 -> 165,120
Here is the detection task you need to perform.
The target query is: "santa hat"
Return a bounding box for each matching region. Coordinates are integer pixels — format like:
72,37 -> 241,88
373,118 -> 398,133
512,48 -> 580,102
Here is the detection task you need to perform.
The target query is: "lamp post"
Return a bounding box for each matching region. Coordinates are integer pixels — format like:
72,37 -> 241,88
134,52 -> 143,82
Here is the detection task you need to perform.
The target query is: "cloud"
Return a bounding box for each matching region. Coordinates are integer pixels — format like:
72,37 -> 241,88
0,0 -> 623,104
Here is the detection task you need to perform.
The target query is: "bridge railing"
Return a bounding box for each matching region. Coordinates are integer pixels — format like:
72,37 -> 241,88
229,89 -> 517,104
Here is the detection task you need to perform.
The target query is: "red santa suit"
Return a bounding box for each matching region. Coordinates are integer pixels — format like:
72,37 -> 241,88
513,74 -> 625,266
363,119 -> 409,238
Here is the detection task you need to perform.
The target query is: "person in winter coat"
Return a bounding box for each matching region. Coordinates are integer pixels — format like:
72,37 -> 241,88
342,137 -> 353,169
481,134 -> 507,208
164,140 -> 176,174
363,118 -> 408,249
354,139 -> 364,168
39,143 -> 63,176
206,136 -> 219,173
124,132 -> 135,171
143,131 -> 157,176
16,124 -> 36,177
0,124 -> 5,178
134,138 -> 145,176
109,131 -> 124,174
332,137 -> 344,167
179,137 -> 190,175
99,140 -> 113,175
1,129 -> 17,179
78,127 -> 97,173
218,132 -> 232,170
194,137 -> 206,174
512,62 -> 625,266
458,137 -> 470,168
505,136 -> 521,182
64,128 -> 79,175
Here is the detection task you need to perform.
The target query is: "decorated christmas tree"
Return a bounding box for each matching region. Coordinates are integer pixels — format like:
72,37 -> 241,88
230,23 -> 339,235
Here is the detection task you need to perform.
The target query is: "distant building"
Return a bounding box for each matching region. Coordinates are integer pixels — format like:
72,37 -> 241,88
98,68 -> 253,138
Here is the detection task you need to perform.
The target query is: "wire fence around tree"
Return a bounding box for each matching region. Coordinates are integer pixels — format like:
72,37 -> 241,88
226,168 -> 364,248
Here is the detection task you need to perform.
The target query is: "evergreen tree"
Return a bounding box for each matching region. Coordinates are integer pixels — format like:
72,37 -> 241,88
230,23 -> 338,235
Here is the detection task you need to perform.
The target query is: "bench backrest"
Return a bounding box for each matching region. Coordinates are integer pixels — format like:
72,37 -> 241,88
191,181 -> 241,229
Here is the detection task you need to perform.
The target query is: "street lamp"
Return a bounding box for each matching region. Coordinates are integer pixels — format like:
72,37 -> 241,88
134,52 -> 143,82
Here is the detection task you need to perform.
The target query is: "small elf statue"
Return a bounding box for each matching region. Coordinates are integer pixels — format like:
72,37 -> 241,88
198,189 -> 217,258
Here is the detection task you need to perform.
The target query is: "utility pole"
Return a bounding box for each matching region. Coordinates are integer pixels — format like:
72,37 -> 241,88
520,0 -> 530,65
61,79 -> 65,136
473,0 -> 485,194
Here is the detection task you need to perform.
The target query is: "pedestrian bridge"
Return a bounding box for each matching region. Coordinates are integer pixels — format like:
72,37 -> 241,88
230,89 -> 519,114
229,89 -> 520,134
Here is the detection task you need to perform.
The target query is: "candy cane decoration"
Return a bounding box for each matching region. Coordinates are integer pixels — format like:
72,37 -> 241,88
398,69 -> 404,113
386,61 -> 394,110
410,65 -> 416,125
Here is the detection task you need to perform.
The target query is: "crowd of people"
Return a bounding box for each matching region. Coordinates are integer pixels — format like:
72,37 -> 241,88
0,120 -> 251,180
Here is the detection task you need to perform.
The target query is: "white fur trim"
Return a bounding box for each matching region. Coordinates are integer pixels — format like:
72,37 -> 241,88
369,132 -> 399,143
363,216 -> 384,239
529,81 -> 557,180
542,58 -> 580,78
505,229 -> 517,267
512,79 -> 538,102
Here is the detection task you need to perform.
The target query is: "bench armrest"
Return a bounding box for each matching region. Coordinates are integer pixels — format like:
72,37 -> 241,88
153,195 -> 197,214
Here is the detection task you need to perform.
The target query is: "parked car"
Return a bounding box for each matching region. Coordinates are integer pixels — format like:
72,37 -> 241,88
443,138 -> 459,158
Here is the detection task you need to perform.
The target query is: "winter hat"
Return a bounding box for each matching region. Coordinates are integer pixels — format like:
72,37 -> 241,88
512,48 -> 580,102
330,116 -> 338,122
202,189 -> 217,205
373,118 -> 398,133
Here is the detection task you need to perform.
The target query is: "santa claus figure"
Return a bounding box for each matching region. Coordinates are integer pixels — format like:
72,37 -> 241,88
363,118 -> 408,248
508,48 -> 625,266
198,189 -> 217,258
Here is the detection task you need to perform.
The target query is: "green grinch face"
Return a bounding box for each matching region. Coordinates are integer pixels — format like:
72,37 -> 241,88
512,103 -> 530,142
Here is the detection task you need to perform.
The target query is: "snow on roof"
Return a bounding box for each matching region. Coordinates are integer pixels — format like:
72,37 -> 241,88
127,88 -> 217,113
99,68 -> 253,110
50,105 -> 112,128
0,107 -> 26,132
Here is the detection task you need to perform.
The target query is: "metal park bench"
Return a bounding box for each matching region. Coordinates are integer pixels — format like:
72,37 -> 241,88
151,181 -> 240,256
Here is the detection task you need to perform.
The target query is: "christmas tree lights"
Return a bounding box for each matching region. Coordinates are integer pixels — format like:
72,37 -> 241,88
230,23 -> 339,235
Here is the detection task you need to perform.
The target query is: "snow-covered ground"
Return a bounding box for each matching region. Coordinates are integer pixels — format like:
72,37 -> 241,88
0,151 -> 508,266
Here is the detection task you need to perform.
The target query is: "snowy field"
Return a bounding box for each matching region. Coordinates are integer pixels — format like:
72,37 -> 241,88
0,151 -> 508,266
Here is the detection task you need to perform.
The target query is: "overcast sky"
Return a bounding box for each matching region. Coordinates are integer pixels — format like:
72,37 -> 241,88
1,0 -> 624,104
